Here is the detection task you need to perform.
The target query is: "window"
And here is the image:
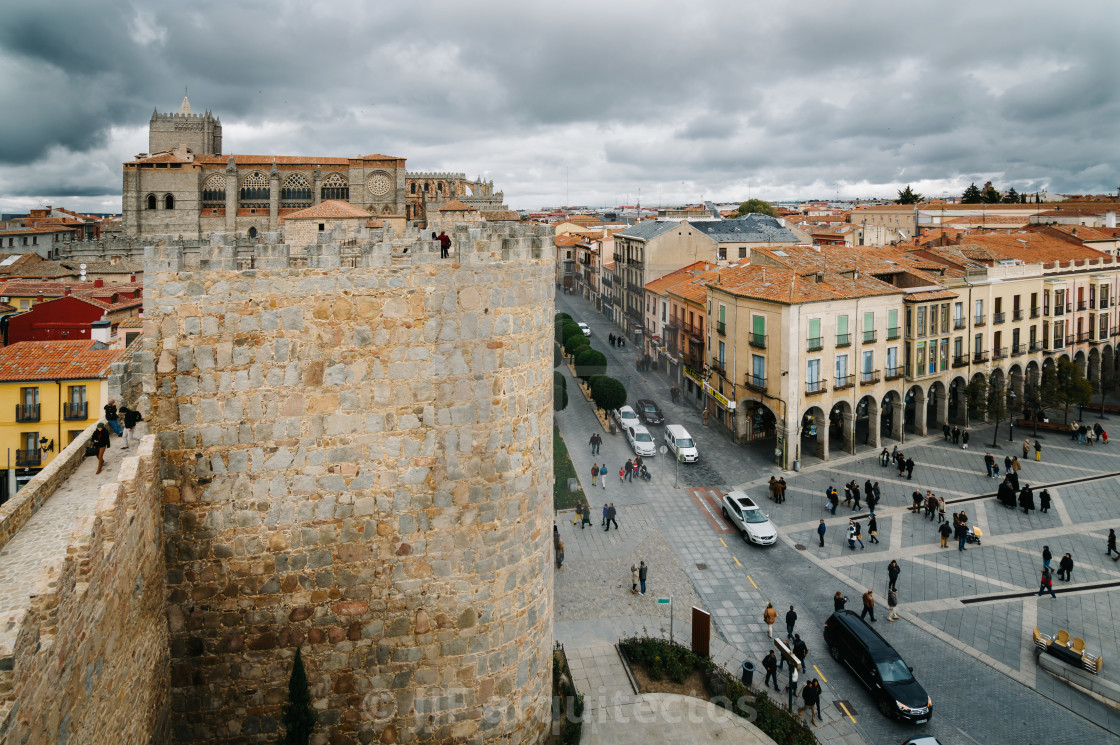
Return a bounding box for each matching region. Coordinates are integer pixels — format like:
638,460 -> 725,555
928,304 -> 938,333
807,359 -> 820,385
318,223 -> 325,232
146,194 -> 156,210
661,304 -> 666,322
954,337 -> 963,358
974,333 -> 983,352
320,172 -> 349,201
941,303 -> 950,333
281,173 -> 312,207
738,247 -> 747,259
718,247 -> 727,260
65,385 -> 87,420
917,307 -> 926,337
750,314 -> 764,346
886,346 -> 898,375
1102,315 -> 1109,339
974,299 -> 984,324
836,354 -> 848,379
887,309 -> 899,339
1044,290 -> 1051,315
837,315 -> 850,346
928,340 -> 938,374
808,318 -> 822,350
1012,328 -> 1020,351
718,341 -> 725,367
164,194 -> 174,210
939,341 -> 948,371
752,354 -> 765,384
954,302 -> 963,327
862,349 -> 873,374
201,174 -> 225,207
863,311 -> 875,342
916,342 -> 925,374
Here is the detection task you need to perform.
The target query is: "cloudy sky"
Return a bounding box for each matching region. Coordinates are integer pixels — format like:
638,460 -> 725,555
1,1 -> 1117,214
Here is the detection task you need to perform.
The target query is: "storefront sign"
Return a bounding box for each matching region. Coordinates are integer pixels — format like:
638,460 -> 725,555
683,364 -> 703,385
702,381 -> 736,410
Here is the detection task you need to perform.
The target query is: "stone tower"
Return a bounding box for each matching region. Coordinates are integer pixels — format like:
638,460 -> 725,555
149,95 -> 222,155
144,224 -> 554,743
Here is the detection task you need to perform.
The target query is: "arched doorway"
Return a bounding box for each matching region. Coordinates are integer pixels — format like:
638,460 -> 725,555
968,372 -> 987,422
740,400 -> 780,463
880,391 -> 902,443
948,376 -> 968,426
1089,347 -> 1101,387
830,400 -> 854,454
801,406 -> 829,463
926,380 -> 947,431
248,226 -> 258,239
904,385 -> 926,435
1008,364 -> 1025,418
855,395 -> 880,448
1074,350 -> 1087,379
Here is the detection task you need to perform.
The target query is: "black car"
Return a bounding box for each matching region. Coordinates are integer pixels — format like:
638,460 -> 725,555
634,399 -> 664,425
822,611 -> 932,723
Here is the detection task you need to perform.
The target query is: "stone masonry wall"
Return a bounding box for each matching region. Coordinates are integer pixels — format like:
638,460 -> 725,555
145,224 -> 555,744
0,435 -> 170,744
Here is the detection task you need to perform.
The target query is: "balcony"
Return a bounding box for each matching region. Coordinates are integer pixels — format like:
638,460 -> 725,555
1013,309 -> 1024,321
1031,307 -> 1041,318
748,332 -> 767,349
862,330 -> 876,343
745,374 -> 767,392
973,350 -> 989,363
15,404 -> 39,423
716,320 -> 726,335
807,336 -> 823,351
1011,343 -> 1025,357
1101,298 -> 1110,310
885,366 -> 903,381
667,316 -> 680,328
952,354 -> 969,368
887,327 -> 901,340
63,402 -> 88,420
1077,331 -> 1091,343
15,449 -> 41,468
1030,342 -> 1043,353
1053,306 -> 1064,316
806,379 -> 828,395
992,347 -> 1008,360
834,374 -> 855,390
954,318 -> 966,330
710,357 -> 726,376
993,312 -> 1006,325
1079,301 -> 1088,311
1067,304 -> 1073,313
860,369 -> 881,385
835,333 -> 851,348
974,315 -> 986,327
1067,334 -> 1076,346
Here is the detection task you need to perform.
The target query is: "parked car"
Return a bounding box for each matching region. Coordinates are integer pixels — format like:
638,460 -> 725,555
823,610 -> 932,723
624,424 -> 656,457
664,424 -> 698,462
577,322 -> 591,336
720,491 -> 776,545
634,398 -> 664,425
613,405 -> 639,430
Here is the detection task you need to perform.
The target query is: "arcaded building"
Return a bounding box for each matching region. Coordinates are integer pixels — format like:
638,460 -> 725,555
122,97 -> 509,239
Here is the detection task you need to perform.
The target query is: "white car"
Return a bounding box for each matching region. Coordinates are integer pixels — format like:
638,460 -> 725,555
625,424 -> 656,457
613,405 -> 639,430
721,491 -> 777,545
577,322 -> 591,336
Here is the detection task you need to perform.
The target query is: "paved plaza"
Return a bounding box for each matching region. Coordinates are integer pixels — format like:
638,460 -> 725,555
554,291 -> 1120,745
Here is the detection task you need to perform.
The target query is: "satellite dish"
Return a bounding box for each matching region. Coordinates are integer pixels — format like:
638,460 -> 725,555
79,263 -> 87,270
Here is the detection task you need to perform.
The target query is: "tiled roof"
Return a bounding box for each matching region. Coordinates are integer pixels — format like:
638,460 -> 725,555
0,340 -> 127,382
0,280 -> 142,301
709,265 -> 905,304
951,233 -> 1109,264
687,215 -> 802,244
0,226 -> 78,235
480,211 -> 521,222
644,261 -> 714,294
117,317 -> 144,328
555,235 -> 582,247
904,289 -> 959,303
616,221 -> 677,241
438,200 -> 476,212
667,270 -> 722,304
751,245 -> 947,284
194,155 -> 352,166
280,200 -> 372,221
1038,225 -> 1120,242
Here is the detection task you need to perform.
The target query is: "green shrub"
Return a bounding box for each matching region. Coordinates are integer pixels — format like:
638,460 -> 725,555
555,312 -> 572,322
574,348 -> 607,379
590,376 -> 627,412
553,372 -> 568,411
564,335 -> 590,357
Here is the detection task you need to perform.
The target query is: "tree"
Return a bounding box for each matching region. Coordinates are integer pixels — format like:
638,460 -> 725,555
554,342 -> 563,368
895,185 -> 922,204
961,183 -> 982,204
1003,187 -> 1020,204
560,321 -> 583,346
590,375 -> 627,413
987,377 -> 1009,447
555,312 -> 572,323
553,371 -> 568,411
1047,359 -> 1091,423
574,348 -> 607,381
564,334 -> 590,357
280,648 -> 317,745
980,181 -> 1002,204
1020,192 -> 1027,204
735,199 -> 777,218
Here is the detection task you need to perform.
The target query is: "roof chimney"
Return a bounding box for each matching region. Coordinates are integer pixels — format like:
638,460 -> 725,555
815,271 -> 824,283
90,318 -> 111,344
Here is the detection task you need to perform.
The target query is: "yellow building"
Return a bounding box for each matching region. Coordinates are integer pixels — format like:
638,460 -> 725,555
0,340 -> 126,502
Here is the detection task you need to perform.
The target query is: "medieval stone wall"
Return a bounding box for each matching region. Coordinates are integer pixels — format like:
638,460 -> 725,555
0,434 -> 169,744
144,224 -> 555,744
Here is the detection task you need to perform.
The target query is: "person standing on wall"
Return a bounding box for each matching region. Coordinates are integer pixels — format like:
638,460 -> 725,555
438,231 -> 451,258
104,399 -> 122,436
121,405 -> 142,449
91,422 -> 111,474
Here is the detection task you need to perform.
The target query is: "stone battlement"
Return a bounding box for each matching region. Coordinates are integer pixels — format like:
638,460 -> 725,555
406,171 -> 466,180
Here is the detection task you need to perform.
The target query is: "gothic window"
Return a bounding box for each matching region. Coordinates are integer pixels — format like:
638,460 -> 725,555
281,173 -> 312,208
240,171 -> 270,207
410,183 -> 416,194
321,173 -> 349,201
146,194 -> 156,210
248,226 -> 258,239
201,175 -> 226,207
164,194 -> 175,210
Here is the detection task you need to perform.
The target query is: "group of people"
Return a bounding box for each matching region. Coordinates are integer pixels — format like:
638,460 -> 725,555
878,446 -> 916,479
90,399 -> 142,474
910,489 -> 947,523
767,475 -> 789,503
942,424 -> 971,447
824,479 -> 882,515
1038,545 -> 1076,597
621,457 -> 650,482
1069,420 -> 1108,445
607,333 -> 626,348
634,354 -> 655,372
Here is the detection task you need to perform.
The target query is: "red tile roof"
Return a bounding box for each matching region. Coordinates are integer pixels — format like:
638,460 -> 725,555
904,289 -> 960,303
280,200 -> 373,221
438,199 -> 476,212
0,340 -> 126,382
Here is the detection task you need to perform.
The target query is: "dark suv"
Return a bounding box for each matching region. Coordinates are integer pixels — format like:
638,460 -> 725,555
634,399 -> 664,425
822,611 -> 932,723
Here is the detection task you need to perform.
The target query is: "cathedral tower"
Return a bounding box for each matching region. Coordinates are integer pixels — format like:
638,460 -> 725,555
148,95 -> 222,155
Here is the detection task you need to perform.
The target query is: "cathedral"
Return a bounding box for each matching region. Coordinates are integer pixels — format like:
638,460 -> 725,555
122,97 -> 509,239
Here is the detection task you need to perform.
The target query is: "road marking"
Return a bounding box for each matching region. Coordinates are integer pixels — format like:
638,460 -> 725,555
733,556 -> 742,567
719,537 -> 727,548
746,574 -> 758,589
812,664 -> 827,682
1050,486 -> 1074,527
837,700 -> 856,723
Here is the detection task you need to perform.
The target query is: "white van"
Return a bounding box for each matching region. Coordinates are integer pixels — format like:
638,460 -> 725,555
664,424 -> 698,462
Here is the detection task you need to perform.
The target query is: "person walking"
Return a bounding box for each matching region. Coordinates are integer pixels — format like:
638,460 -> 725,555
792,634 -> 809,672
983,452 -> 996,478
852,482 -> 862,511
843,481 -> 853,507
769,476 -> 778,501
581,503 -> 592,529
631,564 -> 640,594
1039,489 -> 1051,513
860,589 -> 876,622
121,405 -> 142,448
104,399 -> 123,436
925,493 -> 938,521
854,520 -> 865,549
602,503 -> 609,527
905,457 -> 915,480
591,463 -> 598,487
763,602 -> 778,638
943,423 -> 951,441
937,495 -> 947,523
827,486 -> 839,515
776,477 -> 787,503
962,429 -> 970,449
589,432 -> 602,455
866,485 -> 878,513
1004,455 -> 1013,476
798,675 -> 819,727
91,421 -> 111,474
1109,528 -> 1119,559
887,586 -> 900,621
618,465 -> 625,483
638,560 -> 648,595
955,520 -> 968,551
600,464 -> 608,489
605,503 -> 618,531
887,560 -> 901,592
1012,455 -> 1021,472
938,520 -> 952,548
833,591 -> 848,611
846,521 -> 857,550
817,519 -> 827,547
624,459 -> 633,482
1038,567 -> 1057,598
1042,546 -> 1052,571
1058,553 -> 1073,581
762,651 -> 780,691
952,425 -> 961,444
868,513 -> 880,544
1034,440 -> 1042,461
910,489 -> 924,514
785,606 -> 797,639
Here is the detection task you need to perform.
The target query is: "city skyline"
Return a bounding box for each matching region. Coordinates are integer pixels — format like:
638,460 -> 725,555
0,0 -> 1116,214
